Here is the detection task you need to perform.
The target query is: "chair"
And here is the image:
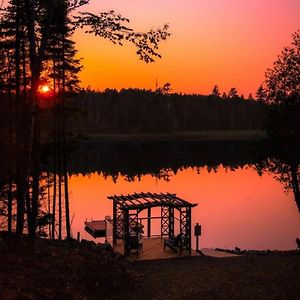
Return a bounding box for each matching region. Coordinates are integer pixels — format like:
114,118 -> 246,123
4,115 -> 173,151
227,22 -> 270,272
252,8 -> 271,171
164,233 -> 184,254
128,234 -> 143,255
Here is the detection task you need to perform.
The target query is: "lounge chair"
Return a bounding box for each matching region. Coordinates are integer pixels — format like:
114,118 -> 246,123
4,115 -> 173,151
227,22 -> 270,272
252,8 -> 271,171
164,233 -> 184,254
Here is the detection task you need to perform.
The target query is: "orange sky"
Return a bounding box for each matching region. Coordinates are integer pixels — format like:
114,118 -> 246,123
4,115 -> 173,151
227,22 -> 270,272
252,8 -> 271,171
73,0 -> 300,96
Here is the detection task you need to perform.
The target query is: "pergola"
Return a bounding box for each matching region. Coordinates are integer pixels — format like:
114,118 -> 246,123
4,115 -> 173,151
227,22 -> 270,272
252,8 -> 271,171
108,192 -> 198,256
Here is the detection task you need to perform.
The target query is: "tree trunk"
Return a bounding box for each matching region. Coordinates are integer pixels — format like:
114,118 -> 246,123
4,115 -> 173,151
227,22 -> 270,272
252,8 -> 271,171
15,0 -> 26,238
7,180 -> 13,233
290,164 -> 300,213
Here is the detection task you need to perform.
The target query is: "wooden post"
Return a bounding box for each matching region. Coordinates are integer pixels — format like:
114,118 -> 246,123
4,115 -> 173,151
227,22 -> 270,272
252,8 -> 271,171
123,209 -> 129,256
147,208 -> 151,238
187,207 -> 191,254
168,207 -> 174,238
113,201 -> 117,246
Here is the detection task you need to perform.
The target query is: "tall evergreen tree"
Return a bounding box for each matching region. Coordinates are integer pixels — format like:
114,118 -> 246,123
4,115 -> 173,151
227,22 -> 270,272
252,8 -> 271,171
256,85 -> 266,102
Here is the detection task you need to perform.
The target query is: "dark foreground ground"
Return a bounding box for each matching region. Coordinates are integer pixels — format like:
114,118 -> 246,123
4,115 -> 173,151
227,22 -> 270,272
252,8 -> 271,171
0,236 -> 299,300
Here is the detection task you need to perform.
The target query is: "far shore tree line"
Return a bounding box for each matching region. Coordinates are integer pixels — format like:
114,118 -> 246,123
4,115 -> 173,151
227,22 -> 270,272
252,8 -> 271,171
63,88 -> 265,135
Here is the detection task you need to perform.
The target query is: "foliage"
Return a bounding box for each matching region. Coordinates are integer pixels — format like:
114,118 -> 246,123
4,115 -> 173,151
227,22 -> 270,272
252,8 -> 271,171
256,85 -> 266,102
256,30 -> 300,210
211,85 -> 220,98
228,87 -> 239,99
74,10 -> 170,63
156,82 -> 172,94
264,30 -> 300,105
66,89 -> 265,135
262,30 -> 300,152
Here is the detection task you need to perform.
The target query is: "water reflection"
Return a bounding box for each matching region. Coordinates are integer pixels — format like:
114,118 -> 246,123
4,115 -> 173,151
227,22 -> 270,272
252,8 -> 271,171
1,140 -> 299,249
255,138 -> 300,213
69,166 -> 300,250
60,140 -> 258,180
62,140 -> 300,250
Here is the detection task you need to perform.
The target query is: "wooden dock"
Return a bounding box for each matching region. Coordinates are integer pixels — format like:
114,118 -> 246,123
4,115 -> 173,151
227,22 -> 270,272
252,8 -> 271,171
114,237 -> 200,261
84,220 -> 106,238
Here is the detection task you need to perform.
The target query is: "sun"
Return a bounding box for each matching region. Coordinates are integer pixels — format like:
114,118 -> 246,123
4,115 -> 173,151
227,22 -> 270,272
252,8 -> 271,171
40,85 -> 50,93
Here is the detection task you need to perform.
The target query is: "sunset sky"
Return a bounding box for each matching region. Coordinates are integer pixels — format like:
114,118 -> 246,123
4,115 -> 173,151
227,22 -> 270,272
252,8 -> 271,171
74,0 -> 300,96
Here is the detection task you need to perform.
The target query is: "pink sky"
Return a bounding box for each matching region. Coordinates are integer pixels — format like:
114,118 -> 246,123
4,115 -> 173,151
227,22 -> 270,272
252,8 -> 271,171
74,0 -> 300,95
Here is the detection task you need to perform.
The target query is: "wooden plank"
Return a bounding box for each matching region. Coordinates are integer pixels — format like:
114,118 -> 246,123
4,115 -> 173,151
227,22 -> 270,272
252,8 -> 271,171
127,194 -> 144,205
108,192 -> 197,209
166,192 -> 198,207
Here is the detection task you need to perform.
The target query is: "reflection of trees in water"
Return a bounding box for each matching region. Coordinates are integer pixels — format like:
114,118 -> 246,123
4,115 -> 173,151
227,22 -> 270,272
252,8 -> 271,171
0,172 -> 53,236
58,140 -> 259,182
62,140 -> 299,212
4,139 -> 299,232
256,157 -> 300,212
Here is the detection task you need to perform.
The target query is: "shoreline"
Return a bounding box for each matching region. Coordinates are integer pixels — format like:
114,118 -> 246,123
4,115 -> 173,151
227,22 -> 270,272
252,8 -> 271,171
77,130 -> 266,142
0,236 -> 299,300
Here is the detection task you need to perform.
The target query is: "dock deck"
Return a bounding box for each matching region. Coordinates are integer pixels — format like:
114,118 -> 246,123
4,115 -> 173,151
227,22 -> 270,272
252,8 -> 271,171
84,220 -> 106,238
114,237 -> 200,261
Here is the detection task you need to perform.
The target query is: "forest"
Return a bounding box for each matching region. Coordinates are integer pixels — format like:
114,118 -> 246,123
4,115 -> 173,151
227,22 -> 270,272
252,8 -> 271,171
65,89 -> 265,135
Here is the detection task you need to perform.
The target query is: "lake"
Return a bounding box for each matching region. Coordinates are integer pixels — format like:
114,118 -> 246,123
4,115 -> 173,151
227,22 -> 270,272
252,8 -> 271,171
65,140 -> 300,250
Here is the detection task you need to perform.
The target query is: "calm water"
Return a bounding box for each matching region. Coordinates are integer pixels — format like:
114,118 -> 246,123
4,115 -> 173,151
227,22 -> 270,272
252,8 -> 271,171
66,141 -> 300,250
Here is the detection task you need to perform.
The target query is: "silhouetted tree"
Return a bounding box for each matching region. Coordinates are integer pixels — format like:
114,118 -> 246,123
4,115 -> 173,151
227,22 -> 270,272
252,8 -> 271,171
258,30 -> 300,211
221,92 -> 227,99
248,93 -> 254,101
156,82 -> 172,94
211,85 -> 220,98
228,87 -> 238,99
265,30 -> 300,105
256,85 -> 266,102
263,30 -> 300,149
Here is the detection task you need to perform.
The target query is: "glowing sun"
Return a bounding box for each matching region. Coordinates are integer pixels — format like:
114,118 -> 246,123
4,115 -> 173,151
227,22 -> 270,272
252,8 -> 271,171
40,85 -> 50,93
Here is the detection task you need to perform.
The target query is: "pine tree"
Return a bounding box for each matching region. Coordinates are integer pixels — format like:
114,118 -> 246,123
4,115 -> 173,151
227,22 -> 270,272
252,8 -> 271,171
248,93 -> 254,101
211,85 -> 220,98
256,85 -> 266,102
228,87 -> 238,99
